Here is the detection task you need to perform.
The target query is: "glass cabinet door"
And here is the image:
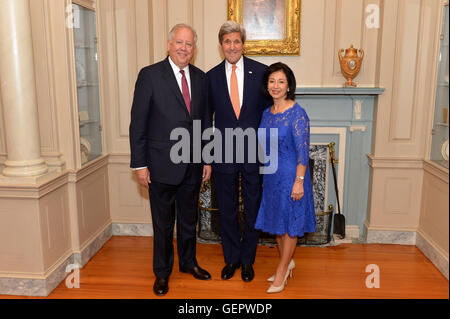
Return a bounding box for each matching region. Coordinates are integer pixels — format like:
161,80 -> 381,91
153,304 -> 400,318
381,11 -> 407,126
73,3 -> 102,165
430,4 -> 449,168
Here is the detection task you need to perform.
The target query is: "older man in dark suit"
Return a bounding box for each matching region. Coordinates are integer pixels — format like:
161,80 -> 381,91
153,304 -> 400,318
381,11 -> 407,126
207,21 -> 271,282
129,24 -> 212,296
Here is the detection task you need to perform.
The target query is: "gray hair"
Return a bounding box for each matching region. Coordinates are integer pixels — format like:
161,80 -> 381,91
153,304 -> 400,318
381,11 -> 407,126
218,20 -> 246,44
168,23 -> 198,45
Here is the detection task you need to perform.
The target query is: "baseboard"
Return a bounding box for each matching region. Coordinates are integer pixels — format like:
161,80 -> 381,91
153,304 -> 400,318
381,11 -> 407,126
416,230 -> 449,280
362,222 -> 416,245
112,223 -> 153,236
0,255 -> 75,297
74,222 -> 113,267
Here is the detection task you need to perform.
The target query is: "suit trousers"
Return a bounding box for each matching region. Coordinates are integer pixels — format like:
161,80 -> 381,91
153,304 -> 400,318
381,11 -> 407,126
214,167 -> 262,265
148,164 -> 201,278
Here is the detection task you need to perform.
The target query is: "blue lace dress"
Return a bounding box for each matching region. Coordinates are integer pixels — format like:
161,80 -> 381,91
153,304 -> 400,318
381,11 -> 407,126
255,103 -> 316,237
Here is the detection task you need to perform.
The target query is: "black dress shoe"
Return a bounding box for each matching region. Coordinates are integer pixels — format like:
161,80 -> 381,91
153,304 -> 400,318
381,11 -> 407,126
153,277 -> 169,296
241,264 -> 254,282
180,265 -> 211,280
221,263 -> 241,280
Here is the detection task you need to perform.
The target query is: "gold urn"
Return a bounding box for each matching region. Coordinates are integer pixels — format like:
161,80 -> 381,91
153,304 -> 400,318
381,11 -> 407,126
338,45 -> 364,87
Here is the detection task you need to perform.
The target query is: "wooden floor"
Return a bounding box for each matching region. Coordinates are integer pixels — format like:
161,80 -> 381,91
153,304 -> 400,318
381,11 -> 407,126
1,236 -> 448,299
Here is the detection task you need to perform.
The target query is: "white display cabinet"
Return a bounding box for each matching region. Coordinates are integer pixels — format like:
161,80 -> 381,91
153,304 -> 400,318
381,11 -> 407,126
72,1 -> 103,165
430,4 -> 449,169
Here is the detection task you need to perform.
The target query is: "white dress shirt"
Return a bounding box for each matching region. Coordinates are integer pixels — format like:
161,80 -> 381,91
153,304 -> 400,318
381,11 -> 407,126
168,56 -> 191,97
225,56 -> 244,108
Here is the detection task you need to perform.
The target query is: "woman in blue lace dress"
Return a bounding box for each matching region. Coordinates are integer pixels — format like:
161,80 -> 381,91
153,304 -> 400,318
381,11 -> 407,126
255,62 -> 316,293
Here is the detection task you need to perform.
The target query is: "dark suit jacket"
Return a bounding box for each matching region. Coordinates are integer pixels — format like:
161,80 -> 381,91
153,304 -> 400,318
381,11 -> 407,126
207,56 -> 271,173
129,57 -> 210,185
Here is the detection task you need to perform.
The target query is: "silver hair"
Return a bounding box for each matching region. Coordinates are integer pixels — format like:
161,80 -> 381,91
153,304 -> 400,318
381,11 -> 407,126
168,23 -> 198,45
218,20 -> 246,44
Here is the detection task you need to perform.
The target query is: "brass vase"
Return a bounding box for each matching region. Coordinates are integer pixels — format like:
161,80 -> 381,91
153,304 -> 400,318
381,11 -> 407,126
338,45 -> 364,87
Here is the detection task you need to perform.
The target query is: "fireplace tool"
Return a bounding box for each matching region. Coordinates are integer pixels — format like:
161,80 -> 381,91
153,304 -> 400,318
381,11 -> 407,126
329,142 -> 345,239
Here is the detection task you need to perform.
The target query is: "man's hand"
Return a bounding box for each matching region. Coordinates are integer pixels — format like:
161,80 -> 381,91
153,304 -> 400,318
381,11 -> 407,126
135,168 -> 151,188
202,165 -> 212,183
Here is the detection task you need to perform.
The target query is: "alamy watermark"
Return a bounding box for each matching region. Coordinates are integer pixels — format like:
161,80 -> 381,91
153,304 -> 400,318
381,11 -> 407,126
365,4 -> 380,29
169,120 -> 279,174
365,264 -> 380,288
65,263 -> 81,289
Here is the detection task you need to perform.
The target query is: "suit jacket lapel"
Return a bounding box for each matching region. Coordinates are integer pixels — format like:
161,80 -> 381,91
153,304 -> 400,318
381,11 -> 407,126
190,66 -> 199,118
162,57 -> 190,117
241,56 -> 253,117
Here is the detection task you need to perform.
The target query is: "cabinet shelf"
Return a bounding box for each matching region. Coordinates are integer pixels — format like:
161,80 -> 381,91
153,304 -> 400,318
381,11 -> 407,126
77,82 -> 99,88
75,45 -> 95,49
79,120 -> 99,127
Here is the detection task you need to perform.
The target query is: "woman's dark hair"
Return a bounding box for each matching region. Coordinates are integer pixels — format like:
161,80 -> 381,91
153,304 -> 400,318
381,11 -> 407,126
262,62 -> 296,100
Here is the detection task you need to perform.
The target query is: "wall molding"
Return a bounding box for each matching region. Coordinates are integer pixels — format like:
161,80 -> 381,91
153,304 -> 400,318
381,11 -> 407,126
367,155 -> 424,169
0,155 -> 109,198
67,154 -> 109,183
0,172 -> 69,199
423,160 -> 449,183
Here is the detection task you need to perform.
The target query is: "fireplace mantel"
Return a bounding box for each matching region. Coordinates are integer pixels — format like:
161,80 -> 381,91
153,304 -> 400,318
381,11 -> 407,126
296,87 -> 385,95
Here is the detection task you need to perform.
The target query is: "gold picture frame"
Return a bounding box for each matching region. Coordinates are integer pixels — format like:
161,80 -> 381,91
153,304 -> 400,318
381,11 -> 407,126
227,0 -> 301,56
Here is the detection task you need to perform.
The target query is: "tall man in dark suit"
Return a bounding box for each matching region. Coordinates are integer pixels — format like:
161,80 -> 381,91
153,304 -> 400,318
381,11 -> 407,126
129,24 -> 212,296
207,21 -> 271,282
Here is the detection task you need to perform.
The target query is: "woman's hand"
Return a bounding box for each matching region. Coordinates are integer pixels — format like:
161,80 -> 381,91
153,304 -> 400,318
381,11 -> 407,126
291,181 -> 304,201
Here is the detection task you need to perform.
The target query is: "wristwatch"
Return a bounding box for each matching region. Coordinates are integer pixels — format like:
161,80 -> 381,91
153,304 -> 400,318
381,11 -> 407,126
295,175 -> 304,181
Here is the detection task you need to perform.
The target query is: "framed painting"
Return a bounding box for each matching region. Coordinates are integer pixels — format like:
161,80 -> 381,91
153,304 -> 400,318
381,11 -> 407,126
227,0 -> 301,55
